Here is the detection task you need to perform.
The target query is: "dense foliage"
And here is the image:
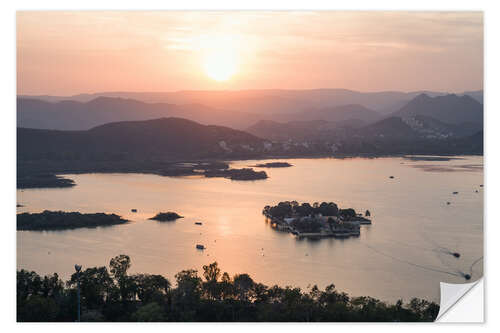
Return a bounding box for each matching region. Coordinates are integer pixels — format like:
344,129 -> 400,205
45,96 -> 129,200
17,255 -> 439,322
17,211 -> 128,231
263,201 -> 343,219
204,168 -> 268,180
17,173 -> 75,189
149,212 -> 183,222
253,162 -> 293,168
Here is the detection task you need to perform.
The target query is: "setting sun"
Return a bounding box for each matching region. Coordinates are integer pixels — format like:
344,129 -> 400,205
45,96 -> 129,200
203,50 -> 237,81
201,35 -> 239,81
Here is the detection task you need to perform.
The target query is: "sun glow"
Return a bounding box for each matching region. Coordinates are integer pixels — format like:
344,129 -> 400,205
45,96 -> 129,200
202,35 -> 239,81
204,51 -> 237,81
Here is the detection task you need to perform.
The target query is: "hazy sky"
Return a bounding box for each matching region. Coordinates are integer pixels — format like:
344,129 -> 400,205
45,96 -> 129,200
17,11 -> 483,95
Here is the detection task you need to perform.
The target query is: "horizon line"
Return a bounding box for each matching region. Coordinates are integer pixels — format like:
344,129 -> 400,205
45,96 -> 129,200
18,87 -> 484,98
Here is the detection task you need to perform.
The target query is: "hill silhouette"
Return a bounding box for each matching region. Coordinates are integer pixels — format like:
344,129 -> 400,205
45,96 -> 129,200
18,117 -> 266,161
17,97 -> 259,130
291,104 -> 381,123
391,93 -> 483,125
19,89 -> 483,114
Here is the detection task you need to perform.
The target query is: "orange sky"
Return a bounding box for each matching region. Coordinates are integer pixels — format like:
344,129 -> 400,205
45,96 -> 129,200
17,11 -> 483,95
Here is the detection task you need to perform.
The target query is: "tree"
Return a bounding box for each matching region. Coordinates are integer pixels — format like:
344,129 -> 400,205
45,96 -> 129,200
132,302 -> 166,322
202,262 -> 223,300
17,270 -> 43,304
18,295 -> 59,322
109,255 -> 134,301
174,269 -> 202,300
318,202 -> 339,216
233,273 -> 254,301
109,254 -> 131,279
16,255 -> 440,322
269,202 -> 293,218
68,267 -> 114,308
339,208 -> 356,219
202,262 -> 221,282
133,274 -> 170,303
295,203 -> 313,217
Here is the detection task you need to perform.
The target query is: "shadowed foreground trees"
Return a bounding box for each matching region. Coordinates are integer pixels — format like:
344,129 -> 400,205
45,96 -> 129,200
17,254 -> 439,322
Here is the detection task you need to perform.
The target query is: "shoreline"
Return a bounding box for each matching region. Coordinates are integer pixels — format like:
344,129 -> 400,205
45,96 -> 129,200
17,153 -> 483,189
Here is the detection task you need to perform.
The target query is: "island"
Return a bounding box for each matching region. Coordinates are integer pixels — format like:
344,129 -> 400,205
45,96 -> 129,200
17,174 -> 75,189
149,212 -> 184,221
204,168 -> 268,180
252,162 -> 293,168
17,161 -> 270,189
17,210 -> 128,231
263,201 -> 371,239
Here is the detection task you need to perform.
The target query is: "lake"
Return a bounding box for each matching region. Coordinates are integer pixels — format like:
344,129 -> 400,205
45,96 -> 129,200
16,156 -> 483,303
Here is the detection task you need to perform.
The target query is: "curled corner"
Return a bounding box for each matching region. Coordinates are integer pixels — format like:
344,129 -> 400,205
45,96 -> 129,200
436,279 -> 483,322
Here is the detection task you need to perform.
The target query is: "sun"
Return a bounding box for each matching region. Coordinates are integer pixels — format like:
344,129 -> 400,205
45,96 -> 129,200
203,50 -> 238,81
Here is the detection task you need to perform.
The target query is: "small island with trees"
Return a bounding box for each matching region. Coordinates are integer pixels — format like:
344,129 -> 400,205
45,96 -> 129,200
263,201 -> 372,239
252,162 -> 293,168
204,168 -> 268,180
17,211 -> 128,231
149,212 -> 184,222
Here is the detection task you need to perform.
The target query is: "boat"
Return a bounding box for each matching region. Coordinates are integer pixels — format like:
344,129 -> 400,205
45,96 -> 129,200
131,209 -> 137,212
196,244 -> 205,250
195,222 -> 203,225
452,191 -> 459,195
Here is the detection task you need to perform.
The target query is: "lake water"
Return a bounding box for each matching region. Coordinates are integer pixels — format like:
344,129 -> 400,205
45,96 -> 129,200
17,156 -> 483,303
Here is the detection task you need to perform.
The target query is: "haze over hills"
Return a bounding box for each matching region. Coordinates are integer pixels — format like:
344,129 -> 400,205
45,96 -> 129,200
18,115 -> 483,167
246,120 -> 343,142
247,93 -> 483,143
17,113 -> 483,188
17,97 -> 259,130
17,90 -> 483,134
287,104 -> 382,124
19,88 -> 484,115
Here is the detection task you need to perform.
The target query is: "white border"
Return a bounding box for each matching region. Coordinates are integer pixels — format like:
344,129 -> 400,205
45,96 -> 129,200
2,0 -> 498,332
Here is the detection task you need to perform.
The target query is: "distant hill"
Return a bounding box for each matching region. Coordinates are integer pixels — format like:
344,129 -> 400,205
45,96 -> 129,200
246,118 -> 365,142
17,97 -> 259,130
391,94 -> 483,125
17,116 -> 483,182
358,117 -> 417,139
462,90 -> 483,104
289,104 -> 382,123
247,96 -> 482,142
247,120 -> 334,142
18,117 -> 267,161
20,89 -> 483,116
356,112 -> 482,141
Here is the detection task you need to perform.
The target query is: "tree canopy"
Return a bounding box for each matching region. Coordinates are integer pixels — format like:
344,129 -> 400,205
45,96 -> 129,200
17,255 -> 439,322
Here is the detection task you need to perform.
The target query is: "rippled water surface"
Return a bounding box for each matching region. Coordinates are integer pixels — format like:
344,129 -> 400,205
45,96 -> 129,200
17,156 -> 483,302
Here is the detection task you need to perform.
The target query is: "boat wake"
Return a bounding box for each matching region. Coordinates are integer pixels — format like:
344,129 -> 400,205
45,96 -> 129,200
362,243 -> 464,278
469,256 -> 483,275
